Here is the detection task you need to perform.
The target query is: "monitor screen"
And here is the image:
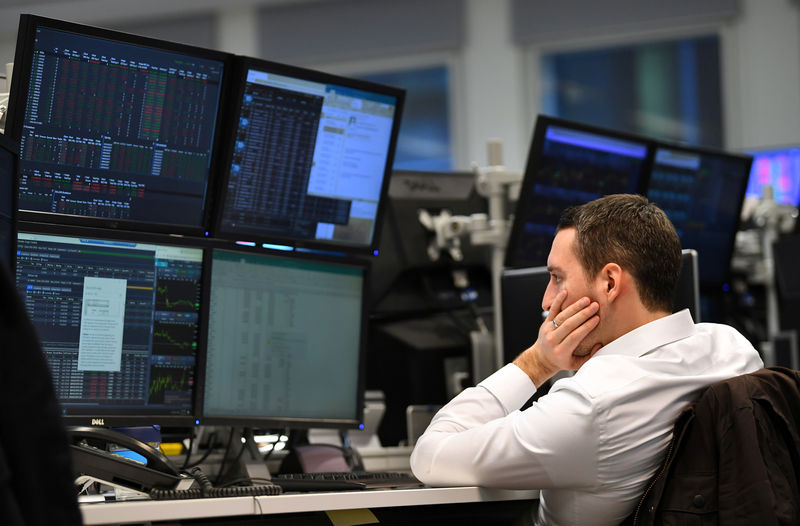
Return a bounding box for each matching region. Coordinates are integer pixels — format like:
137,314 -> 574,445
200,248 -> 366,428
743,146 -> 800,207
646,144 -> 751,287
0,134 -> 18,271
5,15 -> 231,234
505,115 -> 651,268
14,229 -> 204,426
213,57 -> 404,255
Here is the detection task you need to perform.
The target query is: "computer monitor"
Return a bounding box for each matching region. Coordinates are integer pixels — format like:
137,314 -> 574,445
0,134 -> 19,271
645,143 -> 751,288
199,247 -> 367,429
500,249 -> 700,364
369,169 -> 491,315
5,14 -> 232,234
743,145 -> 800,207
212,57 -> 404,256
505,115 -> 652,269
14,227 -> 204,426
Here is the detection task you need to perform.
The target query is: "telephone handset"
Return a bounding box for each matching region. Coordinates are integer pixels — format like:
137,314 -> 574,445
68,426 -> 182,491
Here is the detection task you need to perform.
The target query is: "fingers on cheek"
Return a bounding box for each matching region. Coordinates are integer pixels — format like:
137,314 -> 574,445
576,316 -> 600,337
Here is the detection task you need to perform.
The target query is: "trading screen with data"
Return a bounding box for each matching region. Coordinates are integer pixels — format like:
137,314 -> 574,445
15,232 -> 203,424
505,117 -> 651,268
8,17 -> 227,230
216,60 -> 403,254
646,145 -> 751,287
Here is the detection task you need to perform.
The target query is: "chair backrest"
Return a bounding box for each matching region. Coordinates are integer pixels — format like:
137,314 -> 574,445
627,367 -> 800,525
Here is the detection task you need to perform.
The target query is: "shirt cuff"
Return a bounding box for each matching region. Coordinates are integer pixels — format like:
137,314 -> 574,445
478,363 -> 537,414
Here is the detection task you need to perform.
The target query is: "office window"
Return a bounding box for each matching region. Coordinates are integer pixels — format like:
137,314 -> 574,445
541,35 -> 723,148
359,65 -> 453,171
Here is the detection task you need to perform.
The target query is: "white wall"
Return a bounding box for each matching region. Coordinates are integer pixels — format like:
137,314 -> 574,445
460,0 -> 528,170
722,0 -> 800,150
0,0 -> 798,169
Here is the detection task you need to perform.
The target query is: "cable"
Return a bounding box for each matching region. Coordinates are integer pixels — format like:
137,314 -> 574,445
194,468 -> 281,497
261,428 -> 287,463
214,427 -> 237,486
149,485 -> 203,500
182,430 -> 218,470
180,433 -> 195,469
149,468 -> 282,500
217,476 -> 273,488
218,434 -> 248,485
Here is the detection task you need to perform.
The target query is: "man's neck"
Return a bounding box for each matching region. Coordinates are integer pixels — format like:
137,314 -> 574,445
608,305 -> 672,343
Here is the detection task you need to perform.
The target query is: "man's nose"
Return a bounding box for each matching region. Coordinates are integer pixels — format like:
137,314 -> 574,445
541,283 -> 555,312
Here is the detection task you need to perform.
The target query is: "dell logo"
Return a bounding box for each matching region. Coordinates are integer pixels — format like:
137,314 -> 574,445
91,418 -> 105,426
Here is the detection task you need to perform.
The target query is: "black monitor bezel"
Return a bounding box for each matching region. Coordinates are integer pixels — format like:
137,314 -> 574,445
5,14 -> 235,237
15,220 -> 212,428
505,114 -> 655,269
0,133 -> 19,273
209,55 -> 405,257
647,139 -> 752,289
196,242 -> 369,429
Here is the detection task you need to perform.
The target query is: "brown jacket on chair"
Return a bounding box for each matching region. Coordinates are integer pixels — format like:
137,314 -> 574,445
627,367 -> 800,526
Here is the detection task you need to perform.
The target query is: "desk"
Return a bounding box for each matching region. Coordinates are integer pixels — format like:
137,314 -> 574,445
80,486 -> 539,525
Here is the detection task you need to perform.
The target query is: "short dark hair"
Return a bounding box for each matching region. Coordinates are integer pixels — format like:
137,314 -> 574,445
557,194 -> 682,313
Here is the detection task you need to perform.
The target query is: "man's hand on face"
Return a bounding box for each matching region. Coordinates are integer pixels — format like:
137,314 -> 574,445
513,290 -> 602,387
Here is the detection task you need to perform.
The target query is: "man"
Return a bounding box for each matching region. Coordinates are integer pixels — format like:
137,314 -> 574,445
410,194 -> 763,526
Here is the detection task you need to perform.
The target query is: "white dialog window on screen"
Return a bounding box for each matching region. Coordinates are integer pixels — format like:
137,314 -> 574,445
77,276 -> 127,372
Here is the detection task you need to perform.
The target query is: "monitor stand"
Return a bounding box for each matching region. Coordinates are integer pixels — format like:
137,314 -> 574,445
216,427 -> 271,484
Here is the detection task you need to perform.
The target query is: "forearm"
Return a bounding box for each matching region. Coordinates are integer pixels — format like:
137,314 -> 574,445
410,371 -> 598,489
410,364 -> 537,485
513,343 -> 558,388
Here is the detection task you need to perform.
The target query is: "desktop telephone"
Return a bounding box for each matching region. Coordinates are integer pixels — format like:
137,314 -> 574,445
68,426 -> 183,493
69,426 -> 283,499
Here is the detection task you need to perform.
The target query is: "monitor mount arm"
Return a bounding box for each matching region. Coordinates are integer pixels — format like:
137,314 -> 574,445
750,186 -> 798,358
418,139 -> 523,383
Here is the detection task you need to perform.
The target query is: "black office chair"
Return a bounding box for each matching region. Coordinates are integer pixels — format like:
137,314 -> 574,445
0,260 -> 82,525
625,367 -> 800,525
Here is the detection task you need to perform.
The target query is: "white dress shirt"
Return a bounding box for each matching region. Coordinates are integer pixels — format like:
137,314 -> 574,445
410,310 -> 763,526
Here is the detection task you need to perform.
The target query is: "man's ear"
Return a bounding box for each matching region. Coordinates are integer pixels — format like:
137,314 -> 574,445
601,263 -> 623,303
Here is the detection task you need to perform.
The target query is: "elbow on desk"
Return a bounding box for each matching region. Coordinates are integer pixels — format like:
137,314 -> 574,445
408,441 -> 427,481
409,439 -> 448,486
409,439 -> 482,488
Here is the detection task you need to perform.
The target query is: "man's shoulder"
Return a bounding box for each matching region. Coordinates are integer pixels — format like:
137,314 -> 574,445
694,320 -> 749,338
693,321 -> 760,353
560,354 -> 650,400
563,321 -> 759,400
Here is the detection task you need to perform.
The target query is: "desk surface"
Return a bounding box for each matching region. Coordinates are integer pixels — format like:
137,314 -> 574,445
80,486 -> 540,525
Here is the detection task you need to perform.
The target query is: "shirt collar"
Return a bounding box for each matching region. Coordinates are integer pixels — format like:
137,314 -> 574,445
595,309 -> 696,358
